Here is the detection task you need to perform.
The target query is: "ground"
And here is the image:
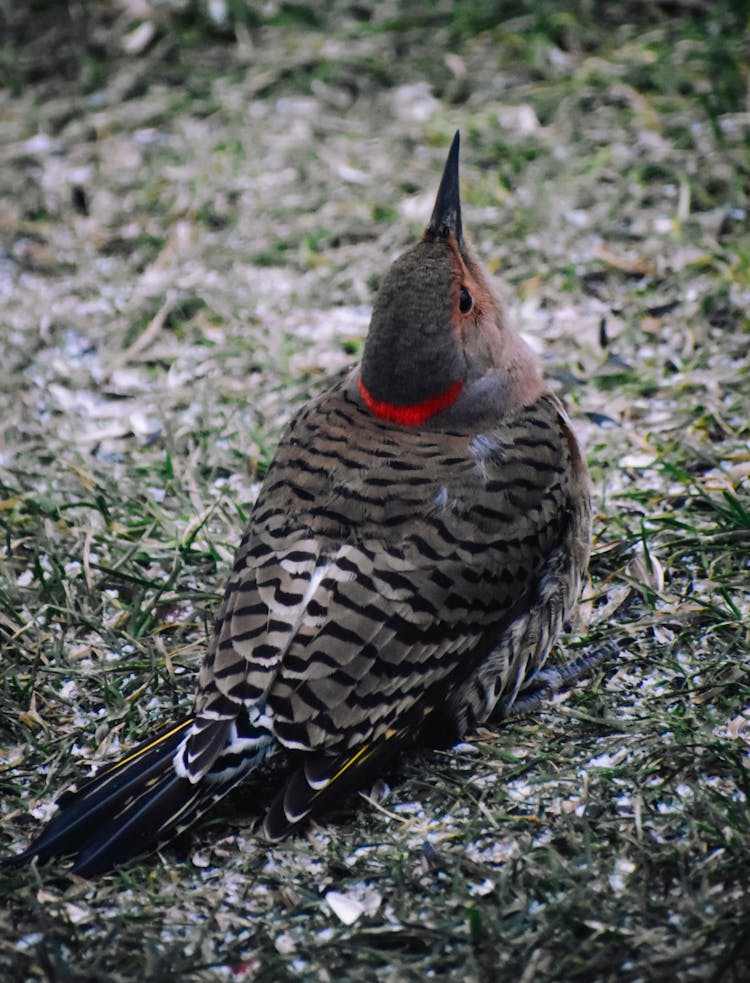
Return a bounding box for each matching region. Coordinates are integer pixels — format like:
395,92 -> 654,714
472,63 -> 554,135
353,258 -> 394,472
1,1 -> 749,980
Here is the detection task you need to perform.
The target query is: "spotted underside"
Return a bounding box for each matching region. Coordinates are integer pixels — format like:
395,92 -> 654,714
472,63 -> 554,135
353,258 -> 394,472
182,370 -> 590,830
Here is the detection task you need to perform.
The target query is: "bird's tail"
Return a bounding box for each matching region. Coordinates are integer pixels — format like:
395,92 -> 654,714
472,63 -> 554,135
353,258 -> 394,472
17,717 -> 270,877
264,710 -> 431,840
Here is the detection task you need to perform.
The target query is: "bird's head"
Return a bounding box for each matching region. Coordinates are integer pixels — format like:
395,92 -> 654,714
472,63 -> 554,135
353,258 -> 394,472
358,131 -> 544,428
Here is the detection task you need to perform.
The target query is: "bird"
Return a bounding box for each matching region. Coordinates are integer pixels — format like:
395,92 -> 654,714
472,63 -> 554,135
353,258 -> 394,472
15,131 -> 598,877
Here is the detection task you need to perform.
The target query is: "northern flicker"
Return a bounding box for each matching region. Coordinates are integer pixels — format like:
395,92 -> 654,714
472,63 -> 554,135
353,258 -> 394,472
16,132 -> 596,877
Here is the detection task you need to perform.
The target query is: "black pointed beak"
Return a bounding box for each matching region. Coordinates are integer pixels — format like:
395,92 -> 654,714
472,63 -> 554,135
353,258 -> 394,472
426,130 -> 463,250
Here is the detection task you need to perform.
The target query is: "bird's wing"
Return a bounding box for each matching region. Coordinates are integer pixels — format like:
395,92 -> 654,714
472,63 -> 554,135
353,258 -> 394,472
183,385 -> 585,789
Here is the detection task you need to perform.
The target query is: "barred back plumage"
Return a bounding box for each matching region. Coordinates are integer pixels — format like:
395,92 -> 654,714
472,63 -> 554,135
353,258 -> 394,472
13,131 -> 597,877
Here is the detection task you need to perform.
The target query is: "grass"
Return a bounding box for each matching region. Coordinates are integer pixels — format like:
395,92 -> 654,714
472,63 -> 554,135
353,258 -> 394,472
1,1 -> 749,980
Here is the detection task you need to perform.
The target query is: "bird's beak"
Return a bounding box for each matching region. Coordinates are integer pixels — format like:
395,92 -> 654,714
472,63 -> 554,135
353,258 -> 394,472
426,130 -> 463,250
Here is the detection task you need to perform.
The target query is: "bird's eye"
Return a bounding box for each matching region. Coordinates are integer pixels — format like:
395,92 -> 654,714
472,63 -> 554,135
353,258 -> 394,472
459,286 -> 473,314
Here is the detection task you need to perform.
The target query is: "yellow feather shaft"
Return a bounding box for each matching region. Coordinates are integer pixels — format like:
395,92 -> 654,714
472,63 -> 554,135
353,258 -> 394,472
97,719 -> 193,778
314,721 -> 413,797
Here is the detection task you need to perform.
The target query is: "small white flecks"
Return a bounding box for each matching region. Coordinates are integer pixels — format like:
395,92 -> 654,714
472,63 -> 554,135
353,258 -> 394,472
122,21 -> 156,56
325,891 -> 365,926
360,888 -> 382,918
725,713 -> 750,743
505,779 -> 535,804
30,801 -> 59,823
191,852 -> 211,869
465,838 -> 520,865
468,773 -> 496,790
64,903 -> 91,926
627,544 -> 664,593
468,878 -> 495,897
59,680 -> 78,700
608,857 -> 636,894
563,208 -> 590,228
614,793 -> 634,814
652,215 -> 674,234
288,559 -> 330,634
433,486 -> 449,511
391,801 -> 424,816
344,844 -> 380,865
392,82 -> 440,123
656,799 -> 681,815
206,0 -> 228,28
332,161 -> 369,185
0,745 -> 23,768
584,746 -> 631,770
15,933 -> 44,951
470,433 -> 496,460
674,783 -> 694,801
16,569 -> 33,587
23,132 -> 60,155
451,741 -> 480,755
548,795 -> 585,817
584,919 -> 609,934
496,103 -> 540,137
618,453 -> 656,469
367,778 -> 390,804
274,933 -> 296,955
129,411 -> 159,438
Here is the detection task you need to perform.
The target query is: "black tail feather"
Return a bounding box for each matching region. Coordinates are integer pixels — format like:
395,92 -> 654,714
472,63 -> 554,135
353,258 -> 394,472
13,713 -> 278,875
15,717 -> 249,876
71,772 -> 202,877
15,719 -> 194,868
264,723 -> 413,840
